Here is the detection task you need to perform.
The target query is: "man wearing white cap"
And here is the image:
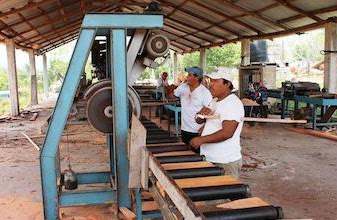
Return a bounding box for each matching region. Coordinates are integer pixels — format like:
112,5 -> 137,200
170,66 -> 212,148
190,67 -> 244,178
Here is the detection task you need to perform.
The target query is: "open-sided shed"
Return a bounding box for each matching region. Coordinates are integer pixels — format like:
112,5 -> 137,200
1,0 -> 337,115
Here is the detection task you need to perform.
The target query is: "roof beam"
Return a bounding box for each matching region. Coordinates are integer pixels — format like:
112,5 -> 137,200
17,12 -> 55,48
278,5 -> 337,23
156,0 -> 242,37
160,28 -> 200,47
40,35 -> 79,54
35,23 -> 81,46
0,0 -> 77,32
164,23 -> 211,44
170,40 -> 192,51
35,7 -> 65,45
39,28 -> 79,48
17,7 -> 85,42
0,0 -> 56,19
37,4 -> 119,52
189,0 -> 261,34
166,0 -> 190,17
32,21 -> 82,44
0,18 -> 32,46
126,4 -> 227,41
57,0 -> 68,23
221,0 -> 289,30
274,0 -> 323,22
186,19 -> 327,53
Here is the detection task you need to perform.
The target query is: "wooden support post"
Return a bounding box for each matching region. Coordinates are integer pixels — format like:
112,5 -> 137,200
199,48 -> 206,73
43,53 -> 49,99
173,52 -> 178,84
29,49 -> 38,105
241,39 -> 250,66
5,39 -> 19,116
324,22 -> 337,93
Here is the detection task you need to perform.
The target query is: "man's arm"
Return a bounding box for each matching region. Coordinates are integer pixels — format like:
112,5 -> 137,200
190,120 -> 238,148
195,106 -> 212,124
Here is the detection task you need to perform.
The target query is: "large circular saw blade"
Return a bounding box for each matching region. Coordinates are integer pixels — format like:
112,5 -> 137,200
86,85 -> 142,133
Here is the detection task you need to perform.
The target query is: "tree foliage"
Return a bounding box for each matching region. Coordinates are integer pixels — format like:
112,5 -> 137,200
182,43 -> 241,73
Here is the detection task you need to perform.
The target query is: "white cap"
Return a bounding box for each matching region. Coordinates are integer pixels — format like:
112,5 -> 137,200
205,67 -> 234,83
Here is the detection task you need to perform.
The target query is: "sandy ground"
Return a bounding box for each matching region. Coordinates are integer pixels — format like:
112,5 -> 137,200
0,101 -> 337,219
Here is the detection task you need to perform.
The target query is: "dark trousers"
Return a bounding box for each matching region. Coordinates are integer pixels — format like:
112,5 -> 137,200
181,130 -> 200,153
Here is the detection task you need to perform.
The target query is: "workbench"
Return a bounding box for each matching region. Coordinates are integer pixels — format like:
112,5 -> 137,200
294,95 -> 337,130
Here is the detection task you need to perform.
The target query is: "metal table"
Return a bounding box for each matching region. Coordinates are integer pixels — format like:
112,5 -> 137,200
294,95 -> 337,130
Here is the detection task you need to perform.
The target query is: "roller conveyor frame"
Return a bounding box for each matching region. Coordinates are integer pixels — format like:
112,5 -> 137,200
141,144 -> 285,220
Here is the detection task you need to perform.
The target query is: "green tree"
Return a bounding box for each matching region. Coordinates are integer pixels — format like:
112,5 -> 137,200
181,43 -> 241,73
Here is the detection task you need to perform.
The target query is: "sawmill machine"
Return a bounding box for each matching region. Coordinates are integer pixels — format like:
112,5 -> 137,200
39,12 -> 166,220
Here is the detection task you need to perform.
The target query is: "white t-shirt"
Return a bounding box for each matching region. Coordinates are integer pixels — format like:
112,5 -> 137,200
157,78 -> 168,88
174,83 -> 212,133
200,94 -> 244,163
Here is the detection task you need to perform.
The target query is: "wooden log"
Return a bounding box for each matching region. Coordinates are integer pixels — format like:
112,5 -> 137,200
162,161 -> 215,170
286,126 -> 337,142
175,176 -> 241,189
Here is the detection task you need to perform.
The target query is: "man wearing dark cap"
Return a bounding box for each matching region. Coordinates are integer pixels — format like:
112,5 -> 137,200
172,66 -> 212,147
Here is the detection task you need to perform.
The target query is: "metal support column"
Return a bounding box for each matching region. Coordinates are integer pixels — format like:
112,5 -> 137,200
112,28 -> 132,208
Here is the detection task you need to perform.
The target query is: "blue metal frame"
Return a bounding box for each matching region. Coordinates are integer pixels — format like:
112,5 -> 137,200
40,13 -> 163,220
40,29 -> 96,220
112,28 -> 132,208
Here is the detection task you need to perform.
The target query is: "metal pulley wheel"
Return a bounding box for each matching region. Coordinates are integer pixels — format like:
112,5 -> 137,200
83,79 -> 111,100
86,85 -> 141,133
146,34 -> 170,58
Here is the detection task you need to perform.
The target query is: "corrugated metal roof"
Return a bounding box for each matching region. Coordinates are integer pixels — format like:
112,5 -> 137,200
0,0 -> 336,54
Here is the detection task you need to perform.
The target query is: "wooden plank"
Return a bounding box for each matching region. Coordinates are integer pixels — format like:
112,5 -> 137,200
175,176 -> 241,188
147,142 -> 185,147
162,161 -> 215,170
119,207 -> 136,220
141,147 -> 149,190
244,117 -> 306,124
216,197 -> 269,209
286,126 -> 337,142
129,115 -> 147,188
153,150 -> 195,157
142,201 -> 160,212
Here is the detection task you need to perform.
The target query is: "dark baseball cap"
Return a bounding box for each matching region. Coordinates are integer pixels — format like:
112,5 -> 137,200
185,66 -> 203,79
